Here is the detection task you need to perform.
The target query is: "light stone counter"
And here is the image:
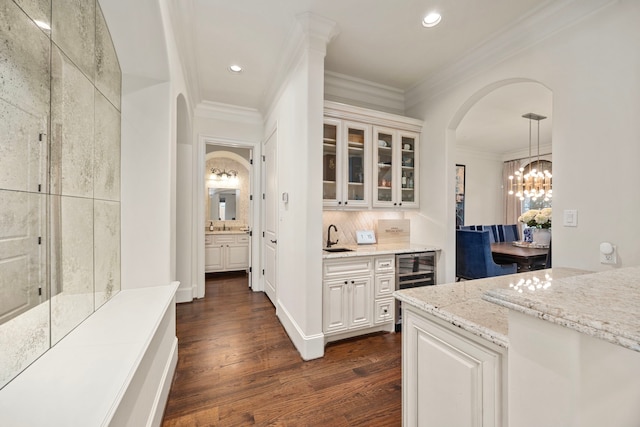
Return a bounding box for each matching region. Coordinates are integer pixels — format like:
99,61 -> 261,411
322,243 -> 440,259
394,267 -> 590,348
484,266 -> 640,352
205,230 -> 249,235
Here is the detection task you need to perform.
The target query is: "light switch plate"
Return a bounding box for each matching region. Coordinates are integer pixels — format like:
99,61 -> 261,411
563,209 -> 578,227
356,230 -> 376,245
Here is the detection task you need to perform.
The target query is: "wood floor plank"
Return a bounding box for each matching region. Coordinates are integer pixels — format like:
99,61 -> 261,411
162,271 -> 401,426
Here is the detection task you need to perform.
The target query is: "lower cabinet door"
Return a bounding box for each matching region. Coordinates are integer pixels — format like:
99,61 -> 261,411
226,243 -> 249,270
205,245 -> 224,272
348,277 -> 372,329
323,280 -> 349,334
403,308 -> 505,427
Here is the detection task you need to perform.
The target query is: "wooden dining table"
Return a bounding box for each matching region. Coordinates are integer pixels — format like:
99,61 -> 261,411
491,242 -> 549,272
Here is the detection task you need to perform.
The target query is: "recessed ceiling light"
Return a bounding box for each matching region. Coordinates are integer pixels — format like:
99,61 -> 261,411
228,64 -> 243,74
34,20 -> 51,31
422,12 -> 441,28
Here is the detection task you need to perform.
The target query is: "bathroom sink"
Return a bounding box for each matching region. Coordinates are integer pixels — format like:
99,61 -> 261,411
323,247 -> 354,253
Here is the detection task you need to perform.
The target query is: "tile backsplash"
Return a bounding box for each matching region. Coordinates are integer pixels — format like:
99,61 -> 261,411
322,210 -> 405,246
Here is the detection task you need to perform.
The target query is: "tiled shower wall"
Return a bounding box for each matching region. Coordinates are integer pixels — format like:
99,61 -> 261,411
0,0 -> 121,388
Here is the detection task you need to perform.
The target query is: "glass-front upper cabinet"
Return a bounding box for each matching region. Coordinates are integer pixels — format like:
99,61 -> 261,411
373,127 -> 419,208
323,120 -> 370,209
323,120 -> 340,205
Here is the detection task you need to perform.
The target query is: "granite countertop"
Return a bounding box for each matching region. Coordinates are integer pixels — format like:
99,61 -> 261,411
394,267 -> 591,348
484,266 -> 640,352
322,243 -> 440,259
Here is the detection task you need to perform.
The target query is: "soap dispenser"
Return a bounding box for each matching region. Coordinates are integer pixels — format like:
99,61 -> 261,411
209,221 -> 214,231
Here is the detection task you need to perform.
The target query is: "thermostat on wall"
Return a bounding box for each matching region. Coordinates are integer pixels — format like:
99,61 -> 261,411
356,230 -> 376,245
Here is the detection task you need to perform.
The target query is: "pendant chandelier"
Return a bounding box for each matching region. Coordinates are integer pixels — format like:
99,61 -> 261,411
508,113 -> 552,202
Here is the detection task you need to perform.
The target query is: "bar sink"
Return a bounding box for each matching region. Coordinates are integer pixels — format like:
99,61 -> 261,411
323,247 -> 354,253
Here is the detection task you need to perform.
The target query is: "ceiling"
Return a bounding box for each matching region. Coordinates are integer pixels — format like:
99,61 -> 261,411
173,0 -> 557,154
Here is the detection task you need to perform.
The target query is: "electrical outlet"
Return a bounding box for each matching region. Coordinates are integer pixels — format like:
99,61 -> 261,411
599,242 -> 617,265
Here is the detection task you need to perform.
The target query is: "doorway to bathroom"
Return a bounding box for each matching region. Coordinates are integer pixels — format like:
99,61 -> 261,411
201,142 -> 255,298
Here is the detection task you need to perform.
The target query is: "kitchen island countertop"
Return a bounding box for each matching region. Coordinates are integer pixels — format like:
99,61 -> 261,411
394,267 -> 591,348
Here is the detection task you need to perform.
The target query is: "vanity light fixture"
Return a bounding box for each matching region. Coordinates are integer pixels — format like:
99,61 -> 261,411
228,64 -> 243,74
422,12 -> 442,28
210,168 -> 238,182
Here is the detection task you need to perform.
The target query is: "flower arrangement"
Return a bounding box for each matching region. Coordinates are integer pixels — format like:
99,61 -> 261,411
518,208 -> 552,229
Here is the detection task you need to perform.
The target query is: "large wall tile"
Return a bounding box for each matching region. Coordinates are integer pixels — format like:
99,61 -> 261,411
94,200 -> 120,309
95,3 -> 121,111
0,189 -> 48,388
0,98 -> 47,193
94,91 -> 120,201
51,46 -> 95,198
0,190 -> 47,324
51,0 -> 95,82
0,297 -> 49,389
13,0 -> 51,31
50,196 -> 94,344
0,0 -> 50,132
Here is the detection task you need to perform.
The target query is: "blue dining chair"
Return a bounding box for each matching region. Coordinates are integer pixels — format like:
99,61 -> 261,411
456,230 -> 517,280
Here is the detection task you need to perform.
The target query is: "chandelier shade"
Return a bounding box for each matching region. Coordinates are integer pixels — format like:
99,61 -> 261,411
508,113 -> 552,202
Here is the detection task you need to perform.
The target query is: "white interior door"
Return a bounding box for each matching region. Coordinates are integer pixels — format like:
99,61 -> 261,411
263,130 -> 277,305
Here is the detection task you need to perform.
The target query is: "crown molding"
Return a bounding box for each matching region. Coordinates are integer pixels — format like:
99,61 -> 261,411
195,101 -> 263,125
261,13 -> 339,116
501,143 -> 552,162
405,0 -> 618,110
324,100 -> 423,132
324,71 -> 405,115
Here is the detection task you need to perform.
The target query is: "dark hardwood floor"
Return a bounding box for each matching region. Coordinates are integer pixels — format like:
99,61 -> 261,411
161,271 -> 402,426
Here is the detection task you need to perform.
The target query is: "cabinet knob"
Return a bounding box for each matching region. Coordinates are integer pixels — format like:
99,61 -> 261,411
393,202 -> 397,206
338,201 -> 342,205
351,280 -> 355,284
344,280 -> 348,285
344,201 -> 348,205
399,202 -> 402,206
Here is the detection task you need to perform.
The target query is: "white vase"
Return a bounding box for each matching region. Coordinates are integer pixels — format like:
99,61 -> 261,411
532,228 -> 551,246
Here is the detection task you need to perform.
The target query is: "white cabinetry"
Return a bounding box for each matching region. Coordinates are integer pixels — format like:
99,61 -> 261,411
205,233 -> 250,273
373,127 -> 419,208
324,101 -> 422,210
323,255 -> 395,343
403,306 -> 506,427
323,120 -> 371,209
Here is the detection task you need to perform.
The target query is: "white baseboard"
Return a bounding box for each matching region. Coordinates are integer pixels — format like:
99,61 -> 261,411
148,337 -> 178,427
277,302 -> 324,360
175,284 -> 195,303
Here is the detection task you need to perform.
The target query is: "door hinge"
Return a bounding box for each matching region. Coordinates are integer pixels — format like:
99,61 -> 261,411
249,230 -> 253,237
38,184 -> 41,192
249,267 -> 252,273
38,236 -> 42,245
262,155 -> 265,162
262,269 -> 265,275
38,287 -> 42,296
39,133 -> 45,142
262,193 -> 265,200
250,158 -> 253,165
250,195 -> 253,201
263,231 -> 265,238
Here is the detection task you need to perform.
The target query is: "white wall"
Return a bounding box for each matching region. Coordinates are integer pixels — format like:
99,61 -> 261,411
408,1 -> 640,282
455,148 -> 504,226
102,0 -> 194,290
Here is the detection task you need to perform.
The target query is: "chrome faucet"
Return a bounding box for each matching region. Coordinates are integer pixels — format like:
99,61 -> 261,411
326,224 -> 338,248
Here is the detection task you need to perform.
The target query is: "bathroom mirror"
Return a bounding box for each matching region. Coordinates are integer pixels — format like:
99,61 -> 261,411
209,188 -> 239,220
